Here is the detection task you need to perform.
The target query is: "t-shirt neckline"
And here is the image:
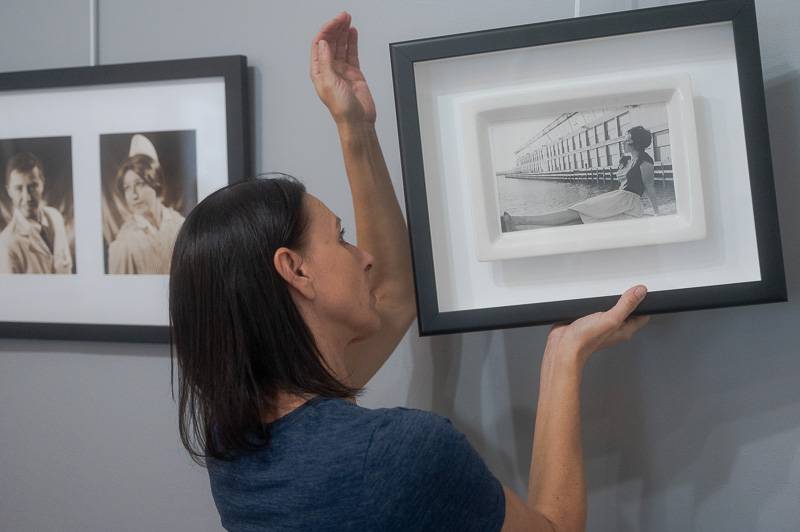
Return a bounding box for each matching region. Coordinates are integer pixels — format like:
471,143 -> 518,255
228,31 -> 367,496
265,395 -> 326,429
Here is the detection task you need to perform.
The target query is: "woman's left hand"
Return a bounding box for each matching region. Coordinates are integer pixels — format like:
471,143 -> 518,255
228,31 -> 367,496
310,12 -> 376,125
544,285 -> 650,370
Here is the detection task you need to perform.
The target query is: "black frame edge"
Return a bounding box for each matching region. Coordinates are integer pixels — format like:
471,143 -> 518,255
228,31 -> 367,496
730,0 -> 788,304
390,44 -> 442,337
390,0 -> 744,63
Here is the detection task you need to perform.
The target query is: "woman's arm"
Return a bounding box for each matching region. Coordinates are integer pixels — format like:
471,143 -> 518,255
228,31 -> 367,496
503,286 -> 650,532
335,123 -> 416,388
640,161 -> 660,215
310,13 -> 416,388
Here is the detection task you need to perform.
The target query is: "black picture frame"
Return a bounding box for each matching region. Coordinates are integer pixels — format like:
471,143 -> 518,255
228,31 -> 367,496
390,0 -> 786,336
0,55 -> 251,343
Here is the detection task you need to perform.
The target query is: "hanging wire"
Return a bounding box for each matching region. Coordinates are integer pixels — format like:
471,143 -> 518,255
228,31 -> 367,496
89,0 -> 99,66
574,0 -> 581,18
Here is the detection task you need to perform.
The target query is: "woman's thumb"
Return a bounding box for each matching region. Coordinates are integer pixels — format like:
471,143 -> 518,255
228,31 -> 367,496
317,40 -> 335,78
607,285 -> 647,324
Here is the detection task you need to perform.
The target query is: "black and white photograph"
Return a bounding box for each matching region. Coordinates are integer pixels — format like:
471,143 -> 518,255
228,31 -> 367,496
100,130 -> 197,275
0,136 -> 75,274
493,103 -> 677,232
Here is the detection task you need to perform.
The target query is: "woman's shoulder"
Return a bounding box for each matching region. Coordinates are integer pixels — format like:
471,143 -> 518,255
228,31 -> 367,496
207,400 -> 444,483
638,152 -> 654,166
309,399 -> 450,443
209,400 -> 503,531
264,399 -> 458,461
364,406 -> 466,469
370,405 -> 452,434
363,406 -> 506,530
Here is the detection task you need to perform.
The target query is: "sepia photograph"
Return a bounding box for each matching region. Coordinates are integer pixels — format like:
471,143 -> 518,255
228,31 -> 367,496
492,103 -> 677,232
0,55 -> 247,339
100,130 -> 198,275
0,136 -> 75,274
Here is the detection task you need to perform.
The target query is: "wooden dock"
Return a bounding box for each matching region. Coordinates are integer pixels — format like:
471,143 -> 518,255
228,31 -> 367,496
497,163 -> 674,186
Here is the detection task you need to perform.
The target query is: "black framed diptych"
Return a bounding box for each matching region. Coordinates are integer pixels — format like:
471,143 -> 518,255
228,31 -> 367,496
0,55 -> 251,342
390,0 -> 786,335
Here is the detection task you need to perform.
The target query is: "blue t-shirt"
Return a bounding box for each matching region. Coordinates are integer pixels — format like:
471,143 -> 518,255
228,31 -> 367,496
207,396 -> 506,531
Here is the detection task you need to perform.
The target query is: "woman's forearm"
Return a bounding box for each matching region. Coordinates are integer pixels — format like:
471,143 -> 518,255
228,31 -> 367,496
528,347 -> 587,532
335,122 -> 416,387
336,122 -> 414,305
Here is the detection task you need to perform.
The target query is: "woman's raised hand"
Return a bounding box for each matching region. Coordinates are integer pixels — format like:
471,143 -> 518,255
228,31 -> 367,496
545,285 -> 650,369
310,12 -> 376,125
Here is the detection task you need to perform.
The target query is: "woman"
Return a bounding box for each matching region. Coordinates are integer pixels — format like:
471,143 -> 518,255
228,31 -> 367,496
169,12 -> 650,532
502,126 -> 661,230
108,138 -> 185,274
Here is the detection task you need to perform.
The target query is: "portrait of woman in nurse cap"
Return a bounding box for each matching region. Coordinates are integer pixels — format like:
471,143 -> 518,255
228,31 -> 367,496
107,134 -> 186,274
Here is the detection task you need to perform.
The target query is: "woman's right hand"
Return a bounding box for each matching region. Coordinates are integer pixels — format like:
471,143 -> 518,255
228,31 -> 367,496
544,285 -> 650,369
310,12 -> 376,126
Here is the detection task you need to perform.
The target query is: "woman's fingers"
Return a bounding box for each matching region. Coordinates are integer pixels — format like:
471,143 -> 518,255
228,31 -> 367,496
316,40 -> 335,80
616,314 -> 650,341
605,285 -> 647,326
310,35 -> 320,78
629,314 -> 650,329
311,16 -> 337,78
313,12 -> 345,46
346,27 -> 360,68
311,12 -> 357,82
312,12 -> 349,64
335,13 -> 351,61
597,314 -> 650,351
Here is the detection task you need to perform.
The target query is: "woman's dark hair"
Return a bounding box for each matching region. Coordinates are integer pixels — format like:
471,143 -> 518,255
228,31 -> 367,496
169,174 -> 361,466
627,126 -> 653,151
115,154 -> 164,198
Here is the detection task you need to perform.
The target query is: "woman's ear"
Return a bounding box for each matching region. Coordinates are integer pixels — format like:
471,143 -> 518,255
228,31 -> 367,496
274,246 -> 315,300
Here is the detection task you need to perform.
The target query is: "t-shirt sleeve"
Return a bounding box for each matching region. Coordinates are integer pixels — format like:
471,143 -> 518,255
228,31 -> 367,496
363,408 -> 505,532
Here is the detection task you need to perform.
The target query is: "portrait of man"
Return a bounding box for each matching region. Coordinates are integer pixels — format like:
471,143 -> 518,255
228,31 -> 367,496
0,142 -> 75,274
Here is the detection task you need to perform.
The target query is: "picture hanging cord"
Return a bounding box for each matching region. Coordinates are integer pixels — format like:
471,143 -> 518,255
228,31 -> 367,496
89,0 -> 99,66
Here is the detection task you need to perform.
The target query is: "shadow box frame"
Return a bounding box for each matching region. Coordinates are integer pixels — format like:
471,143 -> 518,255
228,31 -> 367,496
389,0 -> 786,336
0,55 -> 251,343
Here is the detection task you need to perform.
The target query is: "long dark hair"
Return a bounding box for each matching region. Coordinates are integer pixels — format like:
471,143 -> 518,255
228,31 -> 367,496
169,174 -> 360,465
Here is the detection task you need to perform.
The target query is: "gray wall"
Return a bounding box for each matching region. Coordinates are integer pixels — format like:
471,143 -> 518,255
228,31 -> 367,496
0,1 -> 797,530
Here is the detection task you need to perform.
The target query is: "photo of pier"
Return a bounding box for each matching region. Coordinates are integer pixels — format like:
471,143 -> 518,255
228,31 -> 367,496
491,103 -> 677,232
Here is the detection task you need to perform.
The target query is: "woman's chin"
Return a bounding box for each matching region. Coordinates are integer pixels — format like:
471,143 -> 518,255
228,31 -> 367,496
356,311 -> 382,339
